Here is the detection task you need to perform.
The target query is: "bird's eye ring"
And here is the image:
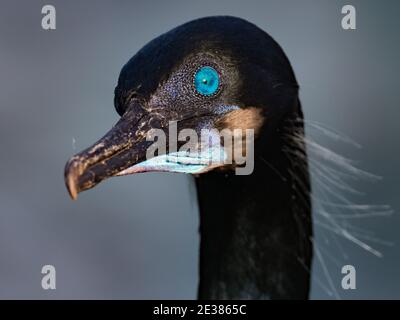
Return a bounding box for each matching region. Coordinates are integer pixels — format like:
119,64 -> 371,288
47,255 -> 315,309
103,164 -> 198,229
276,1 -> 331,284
194,66 -> 220,96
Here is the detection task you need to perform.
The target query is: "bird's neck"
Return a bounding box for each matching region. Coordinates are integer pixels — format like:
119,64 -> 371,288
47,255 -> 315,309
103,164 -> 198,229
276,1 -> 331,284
195,118 -> 312,299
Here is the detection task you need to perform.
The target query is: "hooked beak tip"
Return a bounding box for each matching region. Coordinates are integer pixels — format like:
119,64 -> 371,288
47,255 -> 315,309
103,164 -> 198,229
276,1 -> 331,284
66,176 -> 78,200
63,103 -> 154,199
65,160 -> 80,200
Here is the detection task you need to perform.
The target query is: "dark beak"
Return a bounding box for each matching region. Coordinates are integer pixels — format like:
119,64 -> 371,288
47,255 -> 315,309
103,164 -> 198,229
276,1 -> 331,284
64,103 -> 154,200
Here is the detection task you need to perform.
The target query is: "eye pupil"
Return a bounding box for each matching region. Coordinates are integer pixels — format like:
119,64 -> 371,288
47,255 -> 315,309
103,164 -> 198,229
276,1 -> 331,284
194,66 -> 219,96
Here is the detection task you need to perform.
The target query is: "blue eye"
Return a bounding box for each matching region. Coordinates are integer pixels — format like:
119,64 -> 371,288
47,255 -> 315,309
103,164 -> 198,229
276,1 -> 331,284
194,66 -> 220,96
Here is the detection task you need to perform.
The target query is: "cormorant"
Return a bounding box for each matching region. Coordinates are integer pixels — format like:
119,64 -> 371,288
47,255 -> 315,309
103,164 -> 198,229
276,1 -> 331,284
64,16 -> 312,299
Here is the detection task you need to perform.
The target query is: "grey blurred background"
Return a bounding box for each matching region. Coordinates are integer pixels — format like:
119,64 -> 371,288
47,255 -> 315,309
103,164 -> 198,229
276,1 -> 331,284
0,0 -> 398,299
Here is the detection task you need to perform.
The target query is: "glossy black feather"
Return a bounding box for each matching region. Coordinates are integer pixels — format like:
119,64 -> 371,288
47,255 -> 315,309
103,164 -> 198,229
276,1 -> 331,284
114,16 -> 312,299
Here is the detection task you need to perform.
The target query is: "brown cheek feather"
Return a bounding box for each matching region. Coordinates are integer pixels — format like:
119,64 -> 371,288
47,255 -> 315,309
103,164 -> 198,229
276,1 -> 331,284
214,107 -> 265,171
216,107 -> 265,134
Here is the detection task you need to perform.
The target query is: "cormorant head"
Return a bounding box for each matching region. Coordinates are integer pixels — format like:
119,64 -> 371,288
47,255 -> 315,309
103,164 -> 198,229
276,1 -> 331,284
65,16 -> 300,199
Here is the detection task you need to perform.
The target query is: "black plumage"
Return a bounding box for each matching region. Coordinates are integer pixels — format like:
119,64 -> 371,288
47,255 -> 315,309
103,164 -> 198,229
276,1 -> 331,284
65,16 -> 312,299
